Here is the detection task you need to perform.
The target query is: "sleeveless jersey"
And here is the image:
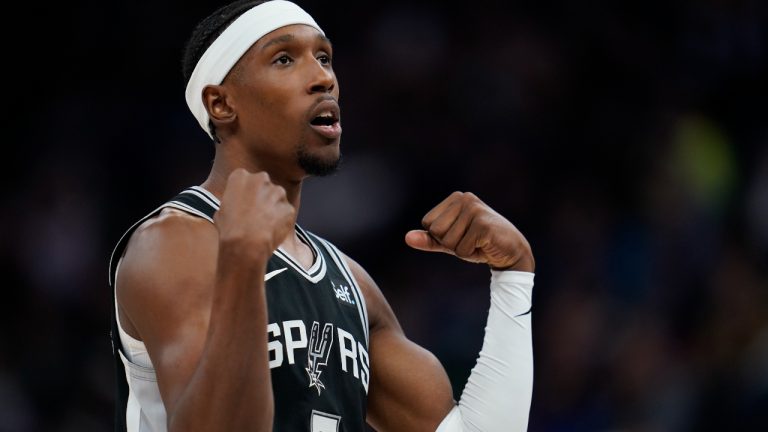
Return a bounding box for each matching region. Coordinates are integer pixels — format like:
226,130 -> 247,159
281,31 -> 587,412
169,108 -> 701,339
108,186 -> 370,432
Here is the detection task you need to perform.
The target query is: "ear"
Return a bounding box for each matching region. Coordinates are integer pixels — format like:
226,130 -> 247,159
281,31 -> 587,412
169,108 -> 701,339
202,84 -> 237,127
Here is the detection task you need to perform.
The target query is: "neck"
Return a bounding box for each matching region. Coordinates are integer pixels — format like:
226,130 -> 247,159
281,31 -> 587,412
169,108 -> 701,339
201,143 -> 304,223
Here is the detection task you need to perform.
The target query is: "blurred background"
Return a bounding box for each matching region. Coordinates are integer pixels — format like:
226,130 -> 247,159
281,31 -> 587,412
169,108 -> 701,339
3,0 -> 767,430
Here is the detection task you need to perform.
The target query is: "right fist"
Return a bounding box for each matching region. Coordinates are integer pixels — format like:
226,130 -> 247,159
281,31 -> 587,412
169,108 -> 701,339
214,169 -> 295,260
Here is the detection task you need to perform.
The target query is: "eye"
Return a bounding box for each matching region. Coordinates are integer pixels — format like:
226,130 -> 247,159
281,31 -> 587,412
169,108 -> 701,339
273,54 -> 292,65
317,54 -> 332,66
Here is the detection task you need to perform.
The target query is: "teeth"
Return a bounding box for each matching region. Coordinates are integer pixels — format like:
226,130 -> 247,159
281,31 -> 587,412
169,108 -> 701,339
311,112 -> 336,126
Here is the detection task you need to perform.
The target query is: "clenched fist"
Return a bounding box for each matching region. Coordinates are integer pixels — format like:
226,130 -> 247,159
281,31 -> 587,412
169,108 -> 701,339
214,169 -> 295,262
405,192 -> 534,272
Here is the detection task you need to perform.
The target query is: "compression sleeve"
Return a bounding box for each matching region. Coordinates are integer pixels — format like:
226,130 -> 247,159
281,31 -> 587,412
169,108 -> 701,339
435,270 -> 534,432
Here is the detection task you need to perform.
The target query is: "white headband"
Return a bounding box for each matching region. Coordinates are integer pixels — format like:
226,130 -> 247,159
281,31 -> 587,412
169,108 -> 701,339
185,0 -> 324,139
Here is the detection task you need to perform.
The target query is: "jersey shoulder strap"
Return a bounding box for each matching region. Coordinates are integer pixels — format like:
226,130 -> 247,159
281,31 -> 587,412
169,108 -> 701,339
108,186 -> 219,286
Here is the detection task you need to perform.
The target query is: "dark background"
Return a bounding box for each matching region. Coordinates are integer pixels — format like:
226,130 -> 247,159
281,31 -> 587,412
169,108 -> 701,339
3,0 -> 767,430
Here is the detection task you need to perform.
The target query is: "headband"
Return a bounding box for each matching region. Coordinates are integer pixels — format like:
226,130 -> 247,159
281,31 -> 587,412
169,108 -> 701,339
185,0 -> 324,139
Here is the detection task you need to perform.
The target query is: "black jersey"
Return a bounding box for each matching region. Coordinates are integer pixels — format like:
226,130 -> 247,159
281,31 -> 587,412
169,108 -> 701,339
108,186 -> 370,432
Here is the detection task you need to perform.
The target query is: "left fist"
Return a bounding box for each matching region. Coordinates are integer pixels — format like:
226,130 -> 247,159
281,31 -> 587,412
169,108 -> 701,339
405,192 -> 534,272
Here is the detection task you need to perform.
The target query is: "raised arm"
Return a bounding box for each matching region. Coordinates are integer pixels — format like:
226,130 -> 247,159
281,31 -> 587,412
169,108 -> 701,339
352,191 -> 535,432
116,170 -> 294,431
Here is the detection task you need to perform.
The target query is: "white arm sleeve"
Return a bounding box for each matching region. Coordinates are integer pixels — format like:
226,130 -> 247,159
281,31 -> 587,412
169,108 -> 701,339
436,270 -> 534,432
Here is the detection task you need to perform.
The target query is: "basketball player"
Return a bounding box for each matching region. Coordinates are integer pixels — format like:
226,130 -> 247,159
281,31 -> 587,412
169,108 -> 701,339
108,1 -> 535,431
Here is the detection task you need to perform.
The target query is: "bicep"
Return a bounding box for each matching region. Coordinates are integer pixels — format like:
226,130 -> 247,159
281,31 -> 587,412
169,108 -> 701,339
116,213 -> 218,416
343,256 -> 455,431
367,327 -> 455,431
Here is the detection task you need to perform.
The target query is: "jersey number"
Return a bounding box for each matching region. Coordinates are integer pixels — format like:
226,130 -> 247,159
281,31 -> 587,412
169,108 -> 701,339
311,410 -> 341,432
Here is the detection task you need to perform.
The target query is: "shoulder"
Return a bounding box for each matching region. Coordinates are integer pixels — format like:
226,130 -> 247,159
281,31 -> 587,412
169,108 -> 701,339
116,208 -> 219,326
121,207 -> 218,271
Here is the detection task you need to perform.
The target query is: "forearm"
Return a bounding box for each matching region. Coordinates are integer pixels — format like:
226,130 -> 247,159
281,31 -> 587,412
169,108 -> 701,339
438,270 -> 534,432
168,245 -> 273,432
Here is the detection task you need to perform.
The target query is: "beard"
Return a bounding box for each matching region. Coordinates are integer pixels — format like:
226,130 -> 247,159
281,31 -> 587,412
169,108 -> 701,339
297,142 -> 342,177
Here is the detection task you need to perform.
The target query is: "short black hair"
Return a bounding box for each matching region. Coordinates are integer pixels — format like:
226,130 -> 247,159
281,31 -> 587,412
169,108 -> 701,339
181,0 -> 270,141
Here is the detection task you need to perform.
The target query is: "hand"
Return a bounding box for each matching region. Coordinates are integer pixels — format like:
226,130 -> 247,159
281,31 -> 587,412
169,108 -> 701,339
405,192 -> 534,272
214,169 -> 295,261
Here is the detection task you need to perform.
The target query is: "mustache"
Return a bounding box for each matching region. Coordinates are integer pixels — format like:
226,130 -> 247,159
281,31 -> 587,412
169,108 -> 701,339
311,94 -> 338,107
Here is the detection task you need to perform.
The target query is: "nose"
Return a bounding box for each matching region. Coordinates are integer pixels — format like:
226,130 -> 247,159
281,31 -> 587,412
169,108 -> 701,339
306,59 -> 335,94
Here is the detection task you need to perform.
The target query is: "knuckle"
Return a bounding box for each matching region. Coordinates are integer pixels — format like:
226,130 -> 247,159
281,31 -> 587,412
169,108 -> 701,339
471,202 -> 490,217
442,237 -> 458,250
232,168 -> 248,179
227,171 -> 241,186
427,221 -> 444,235
421,216 -> 431,228
270,187 -> 287,202
467,202 -> 481,216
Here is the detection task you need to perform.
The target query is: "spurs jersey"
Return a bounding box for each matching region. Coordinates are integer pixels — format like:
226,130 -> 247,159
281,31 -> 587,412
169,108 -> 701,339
108,186 -> 370,432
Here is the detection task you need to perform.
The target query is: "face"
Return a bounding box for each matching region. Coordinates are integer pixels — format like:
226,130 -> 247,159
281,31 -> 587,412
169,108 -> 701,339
221,24 -> 342,179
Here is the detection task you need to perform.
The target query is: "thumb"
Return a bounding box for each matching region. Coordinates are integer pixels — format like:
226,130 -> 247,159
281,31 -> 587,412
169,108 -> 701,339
404,230 -> 453,255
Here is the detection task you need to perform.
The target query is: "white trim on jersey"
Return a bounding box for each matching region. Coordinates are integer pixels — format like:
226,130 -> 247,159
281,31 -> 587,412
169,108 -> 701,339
267,224 -> 327,283
118,349 -> 166,431
183,188 -> 221,211
312,236 -> 370,346
273,247 -> 327,283
190,185 -> 221,207
114,258 -> 166,431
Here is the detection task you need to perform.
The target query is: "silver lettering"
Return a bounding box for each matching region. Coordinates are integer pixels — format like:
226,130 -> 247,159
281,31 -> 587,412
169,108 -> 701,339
338,328 -> 358,378
358,341 -> 369,393
283,320 -> 308,365
267,323 -> 283,369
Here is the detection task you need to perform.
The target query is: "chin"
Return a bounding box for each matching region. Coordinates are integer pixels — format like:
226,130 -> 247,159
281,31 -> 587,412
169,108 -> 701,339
298,151 -> 342,177
296,134 -> 342,176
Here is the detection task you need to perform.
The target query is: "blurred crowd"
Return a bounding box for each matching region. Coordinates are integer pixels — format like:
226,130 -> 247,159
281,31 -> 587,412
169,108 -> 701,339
2,0 -> 766,430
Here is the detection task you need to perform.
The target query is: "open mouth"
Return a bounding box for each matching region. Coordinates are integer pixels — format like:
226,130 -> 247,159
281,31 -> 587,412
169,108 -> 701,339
308,101 -> 342,139
310,113 -> 339,126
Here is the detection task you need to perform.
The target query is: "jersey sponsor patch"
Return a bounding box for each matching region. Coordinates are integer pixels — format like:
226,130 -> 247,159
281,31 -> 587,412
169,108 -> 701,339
331,281 -> 355,306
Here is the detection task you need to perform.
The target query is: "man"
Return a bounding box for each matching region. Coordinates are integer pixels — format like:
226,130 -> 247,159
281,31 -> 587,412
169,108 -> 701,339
108,1 -> 535,431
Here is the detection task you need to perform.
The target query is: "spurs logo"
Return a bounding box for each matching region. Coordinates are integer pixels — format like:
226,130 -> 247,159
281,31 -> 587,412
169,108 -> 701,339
306,321 -> 334,395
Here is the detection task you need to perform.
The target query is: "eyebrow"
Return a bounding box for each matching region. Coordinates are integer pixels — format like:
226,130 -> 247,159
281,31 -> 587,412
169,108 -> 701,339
318,34 -> 333,48
260,33 -> 333,51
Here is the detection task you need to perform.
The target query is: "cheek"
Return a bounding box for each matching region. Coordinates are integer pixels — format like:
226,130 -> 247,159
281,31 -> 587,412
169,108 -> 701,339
242,87 -> 292,125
